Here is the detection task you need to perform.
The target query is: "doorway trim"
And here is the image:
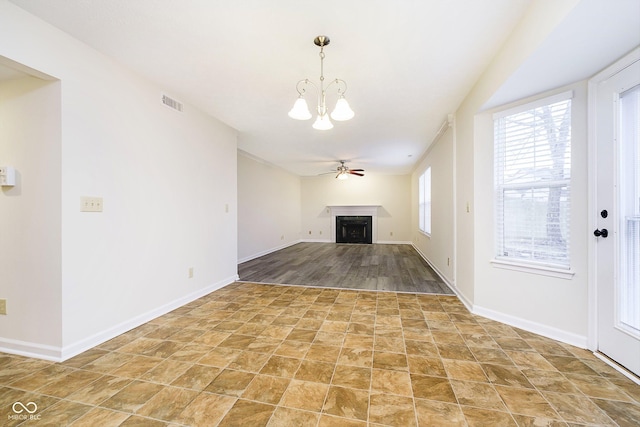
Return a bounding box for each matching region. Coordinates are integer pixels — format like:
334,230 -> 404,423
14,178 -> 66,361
587,47 -> 640,378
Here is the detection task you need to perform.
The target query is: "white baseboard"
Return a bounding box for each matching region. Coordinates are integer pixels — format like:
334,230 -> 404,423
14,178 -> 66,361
300,238 -> 332,243
0,337 -> 63,362
408,244 -> 586,348
238,240 -> 303,263
410,244 -> 455,289
0,274 -> 238,362
376,240 -> 412,245
472,305 -> 588,349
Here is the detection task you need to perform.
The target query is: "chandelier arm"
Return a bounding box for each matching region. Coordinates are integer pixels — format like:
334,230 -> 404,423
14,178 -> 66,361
325,78 -> 348,96
295,79 -> 318,96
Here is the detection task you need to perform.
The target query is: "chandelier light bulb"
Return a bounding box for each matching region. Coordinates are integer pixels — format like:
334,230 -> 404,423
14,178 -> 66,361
330,96 -> 354,121
288,97 -> 312,120
337,172 -> 349,180
312,114 -> 334,130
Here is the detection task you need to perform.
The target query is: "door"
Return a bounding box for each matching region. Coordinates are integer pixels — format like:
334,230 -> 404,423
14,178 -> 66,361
595,56 -> 640,377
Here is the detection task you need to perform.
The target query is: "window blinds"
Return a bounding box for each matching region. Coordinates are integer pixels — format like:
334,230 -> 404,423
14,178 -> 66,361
494,92 -> 572,268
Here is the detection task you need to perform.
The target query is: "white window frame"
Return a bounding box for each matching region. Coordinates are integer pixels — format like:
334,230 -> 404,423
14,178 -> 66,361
419,167 -> 431,235
491,91 -> 575,279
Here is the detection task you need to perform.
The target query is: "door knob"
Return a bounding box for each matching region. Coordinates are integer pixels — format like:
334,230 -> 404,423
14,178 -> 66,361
594,228 -> 608,238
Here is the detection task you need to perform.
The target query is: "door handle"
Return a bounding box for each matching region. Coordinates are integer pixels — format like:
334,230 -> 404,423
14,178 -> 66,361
594,228 -> 609,238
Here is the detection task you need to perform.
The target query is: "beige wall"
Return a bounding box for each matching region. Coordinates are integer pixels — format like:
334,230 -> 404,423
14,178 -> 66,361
411,126 -> 455,286
301,174 -> 411,243
472,82 -> 590,344
0,2 -> 238,360
237,151 -> 301,262
447,0 -> 588,345
0,76 -> 62,351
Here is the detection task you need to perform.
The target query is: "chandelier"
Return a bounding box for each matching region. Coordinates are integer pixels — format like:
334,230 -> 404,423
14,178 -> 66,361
288,35 -> 354,130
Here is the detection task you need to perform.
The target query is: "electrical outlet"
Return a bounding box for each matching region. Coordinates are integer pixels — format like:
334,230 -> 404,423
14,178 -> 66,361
390,231 -> 393,236
309,230 -> 312,235
281,235 -> 284,240
188,267 -> 194,278
447,257 -> 450,266
319,230 -> 322,235
0,299 -> 6,315
80,196 -> 103,212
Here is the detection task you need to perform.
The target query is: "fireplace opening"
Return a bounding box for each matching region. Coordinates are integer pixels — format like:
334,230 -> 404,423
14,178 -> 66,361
336,216 -> 373,244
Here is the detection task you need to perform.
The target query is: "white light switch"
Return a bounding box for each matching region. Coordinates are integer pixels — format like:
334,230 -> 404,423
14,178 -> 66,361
80,197 -> 103,212
0,166 -> 15,186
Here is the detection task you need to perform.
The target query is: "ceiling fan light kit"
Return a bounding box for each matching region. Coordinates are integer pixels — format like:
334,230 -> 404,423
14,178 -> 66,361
288,35 -> 354,130
334,161 -> 364,179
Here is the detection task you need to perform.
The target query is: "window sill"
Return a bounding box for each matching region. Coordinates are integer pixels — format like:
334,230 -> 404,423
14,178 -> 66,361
490,259 -> 575,280
419,230 -> 431,238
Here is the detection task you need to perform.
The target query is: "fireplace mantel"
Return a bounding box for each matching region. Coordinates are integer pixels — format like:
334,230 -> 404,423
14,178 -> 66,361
327,205 -> 380,214
328,205 -> 380,243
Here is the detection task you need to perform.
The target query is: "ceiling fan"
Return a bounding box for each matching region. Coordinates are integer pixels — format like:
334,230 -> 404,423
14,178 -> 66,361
330,161 -> 365,179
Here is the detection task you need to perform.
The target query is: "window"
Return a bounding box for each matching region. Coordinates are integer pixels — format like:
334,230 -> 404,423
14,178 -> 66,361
419,167 -> 431,235
494,91 -> 572,269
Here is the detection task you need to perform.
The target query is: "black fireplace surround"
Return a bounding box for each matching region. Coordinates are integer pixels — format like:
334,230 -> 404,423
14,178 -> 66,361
336,216 -> 372,244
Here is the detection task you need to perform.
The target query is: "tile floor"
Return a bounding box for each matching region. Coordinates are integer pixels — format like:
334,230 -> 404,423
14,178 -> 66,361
1,282 -> 639,426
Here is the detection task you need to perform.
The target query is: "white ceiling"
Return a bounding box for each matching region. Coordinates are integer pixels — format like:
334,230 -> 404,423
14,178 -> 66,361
6,0 -> 640,176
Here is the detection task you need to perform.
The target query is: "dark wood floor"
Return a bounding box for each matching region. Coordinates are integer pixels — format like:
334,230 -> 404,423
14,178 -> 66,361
238,242 -> 454,294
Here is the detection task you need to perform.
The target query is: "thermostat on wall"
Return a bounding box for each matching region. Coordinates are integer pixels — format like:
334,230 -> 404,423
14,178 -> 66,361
0,166 -> 16,186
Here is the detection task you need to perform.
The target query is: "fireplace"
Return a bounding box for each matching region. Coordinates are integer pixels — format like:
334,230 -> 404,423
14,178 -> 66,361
336,216 -> 373,244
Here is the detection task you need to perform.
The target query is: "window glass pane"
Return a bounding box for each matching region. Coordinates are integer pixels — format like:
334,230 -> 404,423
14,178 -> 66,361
425,167 -> 431,234
419,173 -> 425,232
494,95 -> 571,268
619,85 -> 640,335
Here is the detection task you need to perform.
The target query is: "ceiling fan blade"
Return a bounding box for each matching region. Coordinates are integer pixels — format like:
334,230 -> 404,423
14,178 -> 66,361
350,169 -> 365,172
349,171 -> 364,176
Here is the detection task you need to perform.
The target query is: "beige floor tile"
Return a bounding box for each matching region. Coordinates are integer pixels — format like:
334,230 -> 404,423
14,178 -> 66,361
267,406 -> 319,426
69,407 -> 130,426
331,365 -> 371,390
281,379 -> 329,412
141,359 -> 192,384
135,386 -> 198,422
176,392 -> 236,426
542,391 -> 618,425
38,399 -> 93,426
414,398 -> 466,427
37,369 -> 103,398
451,380 -> 507,411
204,369 -> 255,396
461,406 -> 517,427
100,380 -> 164,412
295,359 -> 335,384
593,398 -> 640,427
410,373 -> 457,403
369,393 -> 417,426
407,355 -> 447,377
323,385 -> 369,421
2,282 -> 638,427
373,351 -> 408,371
242,375 -> 290,404
495,386 -> 560,419
171,364 -> 221,390
66,374 -> 132,405
443,359 -> 488,382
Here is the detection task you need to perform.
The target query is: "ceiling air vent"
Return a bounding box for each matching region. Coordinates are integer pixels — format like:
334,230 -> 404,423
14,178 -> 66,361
161,94 -> 183,112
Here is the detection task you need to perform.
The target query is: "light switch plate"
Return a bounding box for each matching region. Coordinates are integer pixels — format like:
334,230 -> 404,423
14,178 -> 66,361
80,197 -> 103,212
